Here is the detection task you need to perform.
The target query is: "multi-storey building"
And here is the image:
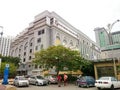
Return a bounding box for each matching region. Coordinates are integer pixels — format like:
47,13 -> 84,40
0,36 -> 13,56
94,27 -> 120,79
10,10 -> 100,75
94,27 -> 120,59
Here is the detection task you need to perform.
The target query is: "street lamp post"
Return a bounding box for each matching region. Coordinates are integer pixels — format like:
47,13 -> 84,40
107,19 -> 120,45
106,20 -> 120,78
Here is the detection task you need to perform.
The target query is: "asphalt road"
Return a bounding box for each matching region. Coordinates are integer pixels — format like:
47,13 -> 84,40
16,84 -> 97,90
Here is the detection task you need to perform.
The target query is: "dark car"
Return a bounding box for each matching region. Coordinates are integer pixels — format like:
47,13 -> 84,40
76,76 -> 95,88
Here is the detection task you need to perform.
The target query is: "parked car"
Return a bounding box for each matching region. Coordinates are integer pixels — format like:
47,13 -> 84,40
29,75 -> 48,86
44,75 -> 58,84
76,76 -> 95,87
13,76 -> 29,87
95,76 -> 120,90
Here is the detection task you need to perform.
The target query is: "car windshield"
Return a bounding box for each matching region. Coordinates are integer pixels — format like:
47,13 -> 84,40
99,77 -> 109,80
19,76 -> 26,80
36,76 -> 44,79
51,76 -> 57,78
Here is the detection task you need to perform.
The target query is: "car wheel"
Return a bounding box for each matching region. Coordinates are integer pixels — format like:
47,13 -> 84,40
26,84 -> 29,87
17,83 -> 19,87
36,82 -> 39,86
78,83 -> 81,87
111,85 -> 114,90
97,87 -> 101,90
81,85 -> 84,88
86,84 -> 89,88
48,81 -> 51,84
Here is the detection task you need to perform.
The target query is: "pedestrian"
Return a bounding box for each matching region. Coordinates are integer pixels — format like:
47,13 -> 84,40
63,73 -> 68,86
57,74 -> 62,87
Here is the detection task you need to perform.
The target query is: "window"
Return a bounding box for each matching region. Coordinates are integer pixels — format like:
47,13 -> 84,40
35,64 -> 37,69
42,29 -> 44,34
70,41 -> 73,46
39,65 -> 41,68
24,52 -> 26,56
63,40 -> 67,46
50,18 -> 54,24
29,65 -> 31,68
37,38 -> 41,43
38,29 -> 45,35
19,54 -> 21,57
30,49 -> 32,53
83,40 -> 85,44
19,49 -> 21,52
38,31 -> 41,35
23,58 -> 26,62
29,56 -> 32,60
30,43 -> 32,46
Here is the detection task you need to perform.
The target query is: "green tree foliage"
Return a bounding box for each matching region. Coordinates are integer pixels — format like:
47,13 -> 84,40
1,56 -> 21,67
0,56 -> 21,78
0,62 -> 17,78
33,45 -> 86,75
80,59 -> 94,77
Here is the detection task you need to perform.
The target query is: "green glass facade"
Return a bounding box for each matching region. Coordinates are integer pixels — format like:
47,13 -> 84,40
99,31 -> 107,47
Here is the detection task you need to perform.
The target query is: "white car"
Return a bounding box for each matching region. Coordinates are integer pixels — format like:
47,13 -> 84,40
29,75 -> 48,86
95,76 -> 120,90
13,76 -> 29,87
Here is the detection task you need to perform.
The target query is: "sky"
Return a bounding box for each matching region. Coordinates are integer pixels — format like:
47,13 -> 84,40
0,0 -> 120,42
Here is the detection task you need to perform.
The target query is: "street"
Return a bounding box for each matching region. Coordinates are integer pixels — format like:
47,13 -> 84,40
16,84 -> 97,90
16,84 -> 120,90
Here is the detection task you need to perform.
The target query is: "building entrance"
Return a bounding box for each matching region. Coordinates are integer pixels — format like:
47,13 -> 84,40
97,66 -> 114,78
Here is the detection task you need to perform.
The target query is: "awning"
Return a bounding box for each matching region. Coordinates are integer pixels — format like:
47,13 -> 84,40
59,70 -> 83,75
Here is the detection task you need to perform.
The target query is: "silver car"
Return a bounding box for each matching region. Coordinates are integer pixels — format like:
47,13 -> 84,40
29,75 -> 48,86
13,76 -> 29,87
44,75 -> 58,84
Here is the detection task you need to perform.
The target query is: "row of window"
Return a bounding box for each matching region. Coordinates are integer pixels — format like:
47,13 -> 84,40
23,56 -> 32,62
38,29 -> 45,35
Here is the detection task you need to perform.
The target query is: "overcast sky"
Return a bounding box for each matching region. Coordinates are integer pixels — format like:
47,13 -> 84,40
0,0 -> 120,42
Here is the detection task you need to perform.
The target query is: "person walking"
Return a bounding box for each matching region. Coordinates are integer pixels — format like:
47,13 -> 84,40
63,73 -> 68,86
57,74 -> 62,87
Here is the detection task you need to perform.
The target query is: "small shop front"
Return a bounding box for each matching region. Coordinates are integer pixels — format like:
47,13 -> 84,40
94,58 -> 120,80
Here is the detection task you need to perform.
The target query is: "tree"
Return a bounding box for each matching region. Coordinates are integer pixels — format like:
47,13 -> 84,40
33,45 -> 84,75
80,59 -> 94,77
1,56 -> 21,67
0,62 -> 17,78
0,56 -> 21,78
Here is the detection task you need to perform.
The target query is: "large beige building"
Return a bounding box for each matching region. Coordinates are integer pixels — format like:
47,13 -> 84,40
10,10 -> 100,75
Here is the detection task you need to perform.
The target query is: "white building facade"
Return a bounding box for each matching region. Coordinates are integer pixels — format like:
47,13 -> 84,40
10,11 -> 100,75
0,36 -> 13,56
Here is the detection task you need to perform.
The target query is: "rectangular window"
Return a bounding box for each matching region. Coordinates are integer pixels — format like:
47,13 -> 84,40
38,29 -> 45,35
30,43 -> 32,46
24,52 -> 26,56
23,58 -> 26,62
50,18 -> 54,24
42,29 -> 44,34
29,56 -> 32,60
35,65 -> 37,69
30,49 -> 32,53
37,38 -> 41,43
38,31 -> 41,35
